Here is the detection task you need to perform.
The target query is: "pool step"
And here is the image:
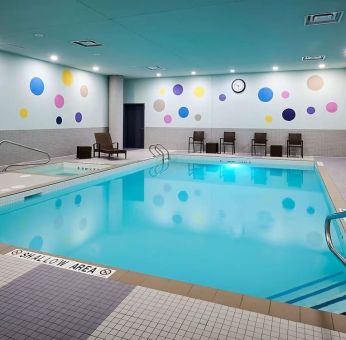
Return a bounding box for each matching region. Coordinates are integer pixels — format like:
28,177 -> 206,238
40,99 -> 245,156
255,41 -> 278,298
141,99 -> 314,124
268,272 -> 346,314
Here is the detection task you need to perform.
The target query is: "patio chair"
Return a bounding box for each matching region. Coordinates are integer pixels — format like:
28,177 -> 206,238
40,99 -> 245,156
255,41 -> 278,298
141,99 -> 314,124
219,132 -> 236,154
93,132 -> 127,159
251,133 -> 267,156
287,133 -> 303,158
188,131 -> 205,153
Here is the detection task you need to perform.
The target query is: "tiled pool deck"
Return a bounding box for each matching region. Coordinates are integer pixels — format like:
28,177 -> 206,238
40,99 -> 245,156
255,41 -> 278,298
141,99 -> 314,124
0,150 -> 346,339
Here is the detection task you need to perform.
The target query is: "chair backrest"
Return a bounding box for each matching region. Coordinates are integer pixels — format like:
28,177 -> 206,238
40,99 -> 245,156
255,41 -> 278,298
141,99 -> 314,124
94,132 -> 113,149
288,133 -> 302,144
224,132 -> 235,142
193,131 -> 204,142
254,133 -> 267,143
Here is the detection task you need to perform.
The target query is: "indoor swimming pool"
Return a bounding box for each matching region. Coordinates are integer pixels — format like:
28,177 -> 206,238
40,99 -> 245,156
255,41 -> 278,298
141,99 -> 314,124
0,158 -> 345,313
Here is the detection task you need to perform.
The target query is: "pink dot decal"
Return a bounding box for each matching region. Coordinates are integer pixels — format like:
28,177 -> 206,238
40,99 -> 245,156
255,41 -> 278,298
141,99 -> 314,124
164,114 -> 172,124
281,91 -> 289,99
326,102 -> 338,113
54,95 -> 64,108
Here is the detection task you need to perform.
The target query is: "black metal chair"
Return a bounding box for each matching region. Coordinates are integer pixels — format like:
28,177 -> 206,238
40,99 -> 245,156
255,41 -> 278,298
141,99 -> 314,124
188,131 -> 205,153
287,133 -> 303,158
219,132 -> 236,154
251,133 -> 267,156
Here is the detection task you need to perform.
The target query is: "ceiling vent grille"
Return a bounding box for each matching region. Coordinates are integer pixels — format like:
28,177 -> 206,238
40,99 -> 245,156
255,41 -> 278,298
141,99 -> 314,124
72,40 -> 102,47
305,12 -> 343,25
302,55 -> 326,61
146,65 -> 164,70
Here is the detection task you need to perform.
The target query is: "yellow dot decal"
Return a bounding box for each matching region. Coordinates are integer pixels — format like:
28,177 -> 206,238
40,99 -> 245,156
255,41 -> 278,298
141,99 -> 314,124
193,86 -> 205,97
265,115 -> 273,123
159,88 -> 166,95
62,70 -> 73,86
19,108 -> 28,118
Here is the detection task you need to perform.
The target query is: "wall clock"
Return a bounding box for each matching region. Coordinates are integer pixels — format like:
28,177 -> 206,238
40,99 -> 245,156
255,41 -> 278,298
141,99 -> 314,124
232,79 -> 246,93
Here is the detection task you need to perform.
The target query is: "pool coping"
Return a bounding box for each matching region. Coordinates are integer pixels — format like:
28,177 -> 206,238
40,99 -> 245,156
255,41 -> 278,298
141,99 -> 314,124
0,155 -> 346,333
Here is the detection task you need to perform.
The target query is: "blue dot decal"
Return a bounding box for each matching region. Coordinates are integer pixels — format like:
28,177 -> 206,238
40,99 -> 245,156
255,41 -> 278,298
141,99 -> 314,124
172,214 -> 182,224
258,87 -> 273,102
178,107 -> 189,118
282,108 -> 296,121
74,194 -> 82,205
307,207 -> 315,215
56,116 -> 62,125
29,236 -> 43,250
307,106 -> 315,114
178,191 -> 189,202
30,77 -> 45,96
55,199 -> 62,209
173,84 -> 183,95
282,197 -> 295,210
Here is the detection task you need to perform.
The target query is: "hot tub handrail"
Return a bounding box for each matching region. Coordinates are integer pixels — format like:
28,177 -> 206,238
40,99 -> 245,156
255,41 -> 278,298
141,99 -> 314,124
325,211 -> 346,266
0,139 -> 51,172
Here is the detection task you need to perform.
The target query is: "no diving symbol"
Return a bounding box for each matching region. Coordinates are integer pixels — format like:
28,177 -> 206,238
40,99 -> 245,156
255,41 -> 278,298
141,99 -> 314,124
12,249 -> 23,255
100,269 -> 112,276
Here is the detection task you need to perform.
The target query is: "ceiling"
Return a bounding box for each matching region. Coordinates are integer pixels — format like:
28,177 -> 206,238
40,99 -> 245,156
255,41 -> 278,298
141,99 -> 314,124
0,0 -> 345,78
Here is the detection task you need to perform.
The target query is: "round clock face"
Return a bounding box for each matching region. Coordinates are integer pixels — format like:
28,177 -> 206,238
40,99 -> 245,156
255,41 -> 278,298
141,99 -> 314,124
232,79 -> 246,93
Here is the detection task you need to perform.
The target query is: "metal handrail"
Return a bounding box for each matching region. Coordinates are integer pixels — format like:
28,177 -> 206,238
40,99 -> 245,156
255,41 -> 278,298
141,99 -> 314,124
155,144 -> 170,160
325,211 -> 346,266
0,140 -> 51,172
149,144 -> 169,163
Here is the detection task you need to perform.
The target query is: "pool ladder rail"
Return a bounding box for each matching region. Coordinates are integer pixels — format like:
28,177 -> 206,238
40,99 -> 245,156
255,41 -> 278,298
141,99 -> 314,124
0,139 -> 51,172
149,144 -> 170,163
325,211 -> 346,266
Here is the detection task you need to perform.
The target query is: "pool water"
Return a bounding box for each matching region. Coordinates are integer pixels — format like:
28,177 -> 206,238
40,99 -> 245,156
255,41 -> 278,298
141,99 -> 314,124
1,160 -> 345,313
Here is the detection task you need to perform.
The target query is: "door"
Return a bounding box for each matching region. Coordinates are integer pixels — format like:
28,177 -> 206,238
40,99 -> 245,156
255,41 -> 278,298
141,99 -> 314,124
123,104 -> 145,149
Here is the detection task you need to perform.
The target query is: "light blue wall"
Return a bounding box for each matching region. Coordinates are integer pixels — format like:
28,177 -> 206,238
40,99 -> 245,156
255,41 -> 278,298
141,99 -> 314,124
124,69 -> 346,130
0,51 -> 108,130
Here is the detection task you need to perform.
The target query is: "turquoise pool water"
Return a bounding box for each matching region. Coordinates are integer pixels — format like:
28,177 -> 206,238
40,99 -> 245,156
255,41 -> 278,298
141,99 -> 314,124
1,159 -> 345,313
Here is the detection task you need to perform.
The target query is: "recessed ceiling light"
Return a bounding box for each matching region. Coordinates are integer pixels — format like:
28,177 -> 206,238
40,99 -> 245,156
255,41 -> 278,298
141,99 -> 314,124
272,66 -> 279,71
230,69 -> 235,73
156,73 -> 161,77
34,33 -> 44,38
50,55 -> 58,61
319,63 -> 326,69
92,66 -> 99,72
191,71 -> 196,75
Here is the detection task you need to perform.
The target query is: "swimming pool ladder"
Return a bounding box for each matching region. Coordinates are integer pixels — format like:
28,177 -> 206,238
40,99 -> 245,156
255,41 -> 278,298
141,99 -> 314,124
149,144 -> 170,163
0,140 -> 51,172
325,211 -> 346,266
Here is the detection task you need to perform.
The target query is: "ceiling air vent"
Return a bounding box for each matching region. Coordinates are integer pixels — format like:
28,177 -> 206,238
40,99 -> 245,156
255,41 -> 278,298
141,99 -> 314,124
146,65 -> 163,70
305,11 -> 343,25
73,40 -> 102,47
302,55 -> 326,61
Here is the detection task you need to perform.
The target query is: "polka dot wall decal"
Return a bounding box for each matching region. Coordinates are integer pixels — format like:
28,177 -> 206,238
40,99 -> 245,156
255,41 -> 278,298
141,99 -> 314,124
62,69 -> 73,86
30,77 -> 45,96
307,206 -> 315,215
307,75 -> 324,91
153,99 -> 165,112
54,94 -> 64,108
173,84 -> 183,95
326,102 -> 338,113
159,88 -> 166,95
80,85 -> 88,97
178,191 -> 189,202
282,197 -> 295,210
281,91 -> 289,99
164,114 -> 172,124
153,194 -> 164,207
55,199 -> 62,209
178,106 -> 189,118
307,106 -> 315,114
56,116 -> 62,125
172,214 -> 182,224
74,194 -> 82,205
258,87 -> 273,102
75,112 -> 82,123
19,108 -> 28,118
282,108 -> 296,121
265,115 -> 273,123
219,94 -> 226,101
193,86 -> 205,97
195,114 -> 202,121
